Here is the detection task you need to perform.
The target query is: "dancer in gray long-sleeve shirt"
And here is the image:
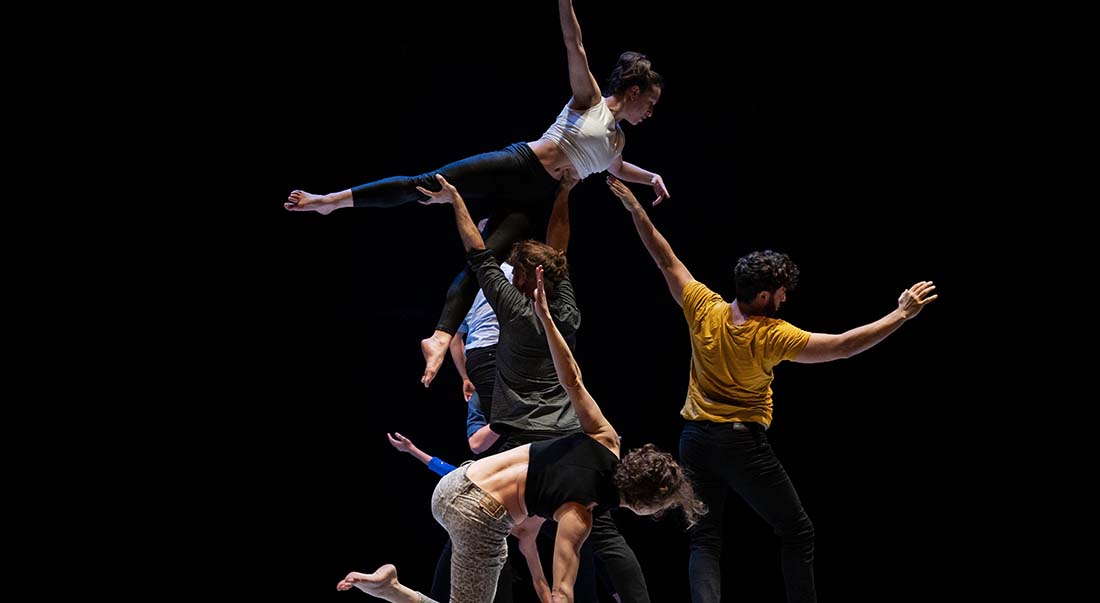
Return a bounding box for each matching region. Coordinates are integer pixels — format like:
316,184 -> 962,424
412,174 -> 656,603
465,245 -> 581,437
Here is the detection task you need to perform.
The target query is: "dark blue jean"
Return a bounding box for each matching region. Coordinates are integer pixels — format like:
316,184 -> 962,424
680,421 -> 816,603
350,142 -> 560,335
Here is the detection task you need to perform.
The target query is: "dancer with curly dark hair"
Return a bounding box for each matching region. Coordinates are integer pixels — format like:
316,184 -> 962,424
420,174 -> 683,602
285,1 -> 671,392
337,181 -> 704,603
607,176 -> 938,603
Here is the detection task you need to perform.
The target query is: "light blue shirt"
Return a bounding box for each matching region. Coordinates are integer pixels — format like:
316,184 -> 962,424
457,262 -> 512,351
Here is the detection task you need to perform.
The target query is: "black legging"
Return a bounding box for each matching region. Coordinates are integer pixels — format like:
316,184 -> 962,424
351,142 -> 560,334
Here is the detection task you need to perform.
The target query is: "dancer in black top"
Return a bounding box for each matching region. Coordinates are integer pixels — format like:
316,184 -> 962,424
337,223 -> 704,603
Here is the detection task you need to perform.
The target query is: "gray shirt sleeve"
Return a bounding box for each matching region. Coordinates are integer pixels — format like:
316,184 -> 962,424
549,270 -> 581,335
467,249 -> 529,324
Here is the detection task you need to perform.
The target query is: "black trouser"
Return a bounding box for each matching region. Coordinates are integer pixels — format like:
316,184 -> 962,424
351,142 -> 560,335
466,346 -> 498,422
587,511 -> 646,603
499,432 -> 645,603
680,421 -> 816,603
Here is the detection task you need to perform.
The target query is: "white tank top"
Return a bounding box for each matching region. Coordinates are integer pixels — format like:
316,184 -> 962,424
539,97 -> 624,179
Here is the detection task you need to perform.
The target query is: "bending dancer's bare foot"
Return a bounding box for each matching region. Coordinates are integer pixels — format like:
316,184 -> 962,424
420,330 -> 451,388
284,190 -> 352,215
336,564 -> 418,602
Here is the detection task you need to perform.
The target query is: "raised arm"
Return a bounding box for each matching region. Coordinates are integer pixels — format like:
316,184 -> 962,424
550,502 -> 594,603
545,171 -> 579,253
794,281 -> 938,363
557,0 -> 601,109
606,176 -> 693,306
416,174 -> 485,252
607,157 -> 671,205
421,175 -> 529,322
533,266 -> 617,448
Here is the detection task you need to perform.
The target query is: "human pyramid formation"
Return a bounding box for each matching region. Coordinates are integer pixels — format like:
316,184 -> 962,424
287,3 -> 937,602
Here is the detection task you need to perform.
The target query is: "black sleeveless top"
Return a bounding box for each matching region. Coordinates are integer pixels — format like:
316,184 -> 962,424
525,432 -> 621,518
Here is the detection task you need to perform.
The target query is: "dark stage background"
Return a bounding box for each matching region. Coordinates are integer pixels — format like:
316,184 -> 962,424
233,2 -> 971,600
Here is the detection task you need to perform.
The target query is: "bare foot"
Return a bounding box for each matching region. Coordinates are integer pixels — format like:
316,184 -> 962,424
336,564 -> 400,598
420,331 -> 451,388
284,190 -> 349,215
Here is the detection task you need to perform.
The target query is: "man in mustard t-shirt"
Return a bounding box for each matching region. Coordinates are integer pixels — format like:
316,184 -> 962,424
606,176 -> 937,603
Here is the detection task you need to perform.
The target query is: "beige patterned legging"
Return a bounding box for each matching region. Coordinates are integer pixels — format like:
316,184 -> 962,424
420,462 -> 514,603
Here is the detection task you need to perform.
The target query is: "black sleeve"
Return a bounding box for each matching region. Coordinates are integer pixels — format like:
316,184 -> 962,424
549,270 -> 581,335
466,248 -> 530,324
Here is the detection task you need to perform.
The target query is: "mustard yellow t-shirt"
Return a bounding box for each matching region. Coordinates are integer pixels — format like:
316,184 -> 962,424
681,280 -> 811,427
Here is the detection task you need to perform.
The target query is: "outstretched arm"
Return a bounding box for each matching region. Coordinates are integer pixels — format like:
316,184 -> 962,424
545,171 -> 579,253
608,156 -> 671,205
387,432 -> 432,465
550,502 -> 594,603
419,174 -> 528,323
557,0 -> 601,109
417,174 -> 485,252
794,281 -> 939,363
533,266 -> 617,447
386,432 -> 456,476
606,176 -> 693,306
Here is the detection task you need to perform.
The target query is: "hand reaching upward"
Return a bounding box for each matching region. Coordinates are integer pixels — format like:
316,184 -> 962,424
607,176 -> 642,211
533,265 -> 551,324
559,169 -> 580,194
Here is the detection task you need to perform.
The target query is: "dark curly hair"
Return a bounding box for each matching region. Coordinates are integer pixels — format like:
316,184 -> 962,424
606,51 -> 664,97
613,444 -> 707,527
733,250 -> 800,303
508,240 -> 569,291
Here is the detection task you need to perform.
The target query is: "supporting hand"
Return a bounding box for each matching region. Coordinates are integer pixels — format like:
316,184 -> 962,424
559,169 -> 580,194
415,174 -> 461,205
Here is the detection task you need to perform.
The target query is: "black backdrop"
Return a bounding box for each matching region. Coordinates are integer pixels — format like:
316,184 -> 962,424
227,2 -> 971,600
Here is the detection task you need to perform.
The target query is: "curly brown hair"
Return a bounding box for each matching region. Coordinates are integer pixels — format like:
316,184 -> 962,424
613,444 -> 707,527
508,240 -> 568,291
734,250 -> 800,303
